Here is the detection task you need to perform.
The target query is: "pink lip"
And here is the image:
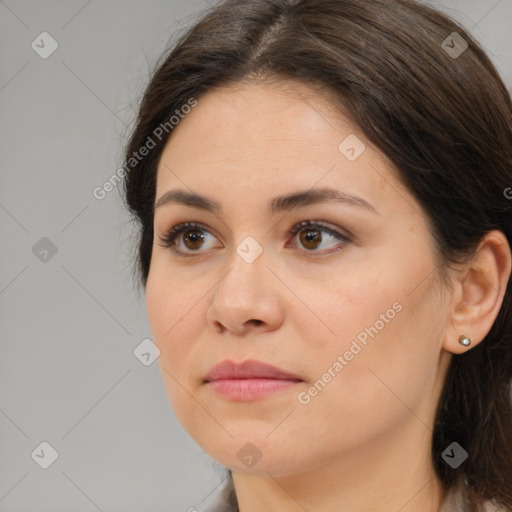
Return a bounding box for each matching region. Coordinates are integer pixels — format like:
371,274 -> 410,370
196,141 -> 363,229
204,359 -> 303,401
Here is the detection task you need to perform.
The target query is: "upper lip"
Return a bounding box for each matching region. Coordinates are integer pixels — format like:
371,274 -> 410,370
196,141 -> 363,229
204,359 -> 303,382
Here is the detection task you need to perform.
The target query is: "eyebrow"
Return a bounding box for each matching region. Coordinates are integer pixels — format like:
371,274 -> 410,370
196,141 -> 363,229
154,187 -> 379,215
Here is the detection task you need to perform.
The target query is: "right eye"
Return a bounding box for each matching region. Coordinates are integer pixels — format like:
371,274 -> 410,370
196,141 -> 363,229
157,222 -> 220,256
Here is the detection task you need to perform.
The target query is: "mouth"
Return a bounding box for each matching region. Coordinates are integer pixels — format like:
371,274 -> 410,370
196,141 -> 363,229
204,359 -> 303,401
206,378 -> 301,401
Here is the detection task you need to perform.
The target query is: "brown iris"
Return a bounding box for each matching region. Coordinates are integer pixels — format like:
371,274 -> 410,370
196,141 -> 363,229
299,228 -> 322,250
183,229 -> 206,250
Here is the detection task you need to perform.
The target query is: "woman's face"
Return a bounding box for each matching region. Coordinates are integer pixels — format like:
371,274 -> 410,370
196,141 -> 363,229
146,80 -> 454,476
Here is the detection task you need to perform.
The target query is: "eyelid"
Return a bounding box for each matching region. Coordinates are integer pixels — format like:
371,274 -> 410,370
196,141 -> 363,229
288,220 -> 352,241
157,221 -> 222,250
156,219 -> 353,256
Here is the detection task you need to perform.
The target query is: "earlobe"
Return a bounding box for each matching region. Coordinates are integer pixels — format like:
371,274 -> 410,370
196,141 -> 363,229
442,230 -> 512,355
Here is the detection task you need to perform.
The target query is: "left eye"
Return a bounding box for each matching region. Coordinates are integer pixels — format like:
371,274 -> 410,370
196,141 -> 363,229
157,220 -> 351,256
287,220 -> 351,253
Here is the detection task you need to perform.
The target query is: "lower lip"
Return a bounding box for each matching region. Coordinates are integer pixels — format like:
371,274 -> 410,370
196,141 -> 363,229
206,378 -> 301,401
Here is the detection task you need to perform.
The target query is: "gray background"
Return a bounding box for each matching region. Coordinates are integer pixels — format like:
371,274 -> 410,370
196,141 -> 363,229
1,1 -> 511,510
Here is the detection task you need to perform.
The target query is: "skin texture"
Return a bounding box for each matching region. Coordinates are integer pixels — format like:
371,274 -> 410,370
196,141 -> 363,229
145,80 -> 511,512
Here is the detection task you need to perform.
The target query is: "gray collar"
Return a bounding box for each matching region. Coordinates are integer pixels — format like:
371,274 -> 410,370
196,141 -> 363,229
199,476 -> 238,512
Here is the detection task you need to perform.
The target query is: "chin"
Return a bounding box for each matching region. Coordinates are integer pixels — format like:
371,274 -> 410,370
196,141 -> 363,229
197,435 -> 304,476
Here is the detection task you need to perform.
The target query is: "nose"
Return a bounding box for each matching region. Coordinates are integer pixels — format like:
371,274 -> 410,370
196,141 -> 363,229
206,252 -> 285,336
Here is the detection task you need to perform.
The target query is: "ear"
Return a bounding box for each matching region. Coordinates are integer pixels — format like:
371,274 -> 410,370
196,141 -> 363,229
443,230 -> 512,354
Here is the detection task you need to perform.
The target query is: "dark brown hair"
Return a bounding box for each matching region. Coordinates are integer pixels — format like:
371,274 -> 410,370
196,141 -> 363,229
122,0 -> 512,508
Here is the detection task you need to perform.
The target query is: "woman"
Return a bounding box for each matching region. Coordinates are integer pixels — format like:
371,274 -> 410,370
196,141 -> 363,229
122,0 -> 512,510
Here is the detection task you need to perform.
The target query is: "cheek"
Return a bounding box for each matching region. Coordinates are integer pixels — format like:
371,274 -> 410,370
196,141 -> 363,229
296,268 -> 399,356
293,304 -> 437,454
145,270 -> 201,369
298,262 -> 440,409
146,273 -> 207,427
145,273 -> 170,348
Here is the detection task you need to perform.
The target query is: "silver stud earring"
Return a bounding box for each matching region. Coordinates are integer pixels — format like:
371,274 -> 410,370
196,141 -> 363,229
459,335 -> 471,347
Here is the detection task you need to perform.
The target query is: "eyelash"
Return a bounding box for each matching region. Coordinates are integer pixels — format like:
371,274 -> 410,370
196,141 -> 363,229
157,220 -> 352,258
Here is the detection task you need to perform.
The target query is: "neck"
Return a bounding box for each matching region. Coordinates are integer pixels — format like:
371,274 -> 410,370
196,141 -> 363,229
231,420 -> 447,512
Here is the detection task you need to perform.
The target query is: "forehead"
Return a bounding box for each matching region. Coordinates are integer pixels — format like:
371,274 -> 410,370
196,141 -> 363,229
154,80 -> 418,221
162,80 -> 350,155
